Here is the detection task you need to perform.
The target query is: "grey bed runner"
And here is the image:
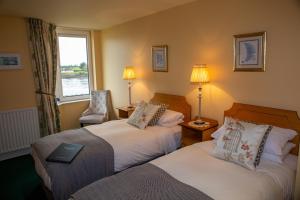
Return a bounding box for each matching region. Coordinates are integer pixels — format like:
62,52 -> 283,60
32,128 -> 114,200
71,163 -> 213,200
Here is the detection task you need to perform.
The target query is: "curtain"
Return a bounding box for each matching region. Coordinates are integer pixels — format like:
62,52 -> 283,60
27,18 -> 61,136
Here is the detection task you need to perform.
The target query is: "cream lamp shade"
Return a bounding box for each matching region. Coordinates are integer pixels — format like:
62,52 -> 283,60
123,66 -> 136,80
190,64 -> 209,83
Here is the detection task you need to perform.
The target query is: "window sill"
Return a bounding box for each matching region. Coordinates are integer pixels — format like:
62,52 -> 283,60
57,98 -> 90,106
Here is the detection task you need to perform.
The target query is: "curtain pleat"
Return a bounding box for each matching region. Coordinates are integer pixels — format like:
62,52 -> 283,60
27,18 -> 61,136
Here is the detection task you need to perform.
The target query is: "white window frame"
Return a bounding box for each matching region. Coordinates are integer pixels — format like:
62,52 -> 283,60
56,28 -> 94,103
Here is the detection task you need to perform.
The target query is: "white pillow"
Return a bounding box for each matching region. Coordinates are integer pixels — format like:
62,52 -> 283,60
157,109 -> 184,127
212,117 -> 270,170
263,126 -> 297,155
261,142 -> 296,163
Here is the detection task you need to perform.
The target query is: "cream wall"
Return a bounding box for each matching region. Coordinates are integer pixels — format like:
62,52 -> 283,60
0,16 -> 102,131
0,17 -> 36,110
100,0 -> 300,197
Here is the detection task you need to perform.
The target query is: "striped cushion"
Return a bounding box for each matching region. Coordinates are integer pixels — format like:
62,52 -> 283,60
148,104 -> 168,126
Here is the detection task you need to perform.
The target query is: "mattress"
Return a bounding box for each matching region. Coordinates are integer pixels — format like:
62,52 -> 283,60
151,141 -> 297,200
32,119 -> 182,190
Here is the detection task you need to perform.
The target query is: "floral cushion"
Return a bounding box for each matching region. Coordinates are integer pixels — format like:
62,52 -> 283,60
212,117 -> 270,170
127,102 -> 160,129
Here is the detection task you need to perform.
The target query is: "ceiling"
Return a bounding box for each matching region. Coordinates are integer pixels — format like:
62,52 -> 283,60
0,0 -> 195,29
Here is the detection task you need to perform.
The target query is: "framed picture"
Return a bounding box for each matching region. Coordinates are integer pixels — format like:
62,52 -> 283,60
0,53 -> 22,70
233,32 -> 266,72
152,45 -> 168,72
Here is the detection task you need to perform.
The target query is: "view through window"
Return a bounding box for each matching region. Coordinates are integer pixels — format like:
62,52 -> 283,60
57,34 -> 91,100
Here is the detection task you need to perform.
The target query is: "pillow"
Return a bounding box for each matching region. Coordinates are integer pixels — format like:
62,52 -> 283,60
127,102 -> 160,129
148,104 -> 168,126
212,119 -> 298,156
212,117 -> 270,170
158,119 -> 184,127
157,109 -> 184,126
261,142 -> 296,163
263,126 -> 297,155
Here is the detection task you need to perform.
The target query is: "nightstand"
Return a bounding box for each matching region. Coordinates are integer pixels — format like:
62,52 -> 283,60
180,117 -> 218,147
116,106 -> 135,119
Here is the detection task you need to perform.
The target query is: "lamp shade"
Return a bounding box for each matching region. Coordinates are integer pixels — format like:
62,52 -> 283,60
190,64 -> 209,83
123,66 -> 136,80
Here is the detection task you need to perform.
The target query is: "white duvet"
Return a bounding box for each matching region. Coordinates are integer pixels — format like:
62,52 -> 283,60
151,141 -> 296,200
33,119 -> 181,190
85,119 -> 181,172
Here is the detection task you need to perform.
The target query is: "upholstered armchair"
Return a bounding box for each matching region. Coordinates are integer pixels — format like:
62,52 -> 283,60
79,90 -> 117,127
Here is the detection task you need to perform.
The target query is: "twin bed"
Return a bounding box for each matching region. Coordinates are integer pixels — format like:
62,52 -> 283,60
32,93 -> 191,200
32,94 -> 300,200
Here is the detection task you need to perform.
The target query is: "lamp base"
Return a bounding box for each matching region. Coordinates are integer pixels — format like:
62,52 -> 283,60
127,105 -> 134,109
193,118 -> 205,125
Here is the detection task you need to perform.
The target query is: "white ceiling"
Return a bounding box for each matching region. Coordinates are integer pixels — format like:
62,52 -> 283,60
0,0 -> 195,29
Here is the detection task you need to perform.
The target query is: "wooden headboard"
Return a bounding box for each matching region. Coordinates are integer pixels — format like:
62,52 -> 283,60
150,93 -> 191,122
224,103 -> 300,155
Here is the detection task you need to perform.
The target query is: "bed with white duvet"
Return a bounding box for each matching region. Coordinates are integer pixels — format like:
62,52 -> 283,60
32,119 -> 182,190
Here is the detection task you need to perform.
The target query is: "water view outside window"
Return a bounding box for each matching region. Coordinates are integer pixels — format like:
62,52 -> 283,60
58,36 -> 90,97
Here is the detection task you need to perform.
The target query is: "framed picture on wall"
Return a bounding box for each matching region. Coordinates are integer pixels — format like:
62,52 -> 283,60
233,32 -> 266,72
152,45 -> 168,72
0,53 -> 22,70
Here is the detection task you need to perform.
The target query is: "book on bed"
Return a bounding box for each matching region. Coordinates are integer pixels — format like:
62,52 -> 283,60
46,143 -> 84,163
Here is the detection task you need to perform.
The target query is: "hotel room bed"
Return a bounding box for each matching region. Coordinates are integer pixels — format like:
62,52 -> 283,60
71,103 -> 300,200
31,93 -> 191,200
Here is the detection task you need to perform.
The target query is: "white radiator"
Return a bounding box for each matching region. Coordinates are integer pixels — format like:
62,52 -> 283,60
0,107 -> 40,155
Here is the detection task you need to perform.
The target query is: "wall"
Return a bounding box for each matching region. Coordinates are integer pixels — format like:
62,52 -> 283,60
100,0 -> 300,197
0,17 -> 36,110
0,16 -> 102,131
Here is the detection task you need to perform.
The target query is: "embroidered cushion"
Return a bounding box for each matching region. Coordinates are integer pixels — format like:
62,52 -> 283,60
212,117 -> 270,170
127,102 -> 160,129
148,104 -> 168,126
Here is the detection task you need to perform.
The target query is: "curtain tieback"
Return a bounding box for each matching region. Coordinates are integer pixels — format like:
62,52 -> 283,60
35,90 -> 55,97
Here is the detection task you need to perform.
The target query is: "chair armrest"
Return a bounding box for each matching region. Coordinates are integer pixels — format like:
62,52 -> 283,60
81,108 -> 93,116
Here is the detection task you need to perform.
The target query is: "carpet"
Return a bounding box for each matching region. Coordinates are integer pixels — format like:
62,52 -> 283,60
0,154 -> 47,200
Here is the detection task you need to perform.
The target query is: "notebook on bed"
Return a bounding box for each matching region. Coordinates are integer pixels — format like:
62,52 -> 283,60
46,143 -> 84,163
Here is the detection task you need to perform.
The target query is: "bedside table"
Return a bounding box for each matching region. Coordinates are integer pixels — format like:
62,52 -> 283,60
180,117 -> 218,147
116,106 -> 135,119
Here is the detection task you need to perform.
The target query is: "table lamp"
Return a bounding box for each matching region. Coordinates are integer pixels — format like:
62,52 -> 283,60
190,64 -> 209,125
123,66 -> 136,108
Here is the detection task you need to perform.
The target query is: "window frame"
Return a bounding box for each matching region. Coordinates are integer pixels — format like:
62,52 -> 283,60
56,28 -> 94,103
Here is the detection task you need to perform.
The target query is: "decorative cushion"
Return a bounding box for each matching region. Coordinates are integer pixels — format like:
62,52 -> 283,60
212,123 -> 297,156
89,91 -> 107,114
253,126 -> 272,166
127,102 -> 160,129
212,117 -> 270,170
79,114 -> 106,124
148,104 -> 168,126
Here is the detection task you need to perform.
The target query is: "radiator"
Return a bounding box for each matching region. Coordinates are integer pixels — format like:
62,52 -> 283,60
0,107 -> 40,154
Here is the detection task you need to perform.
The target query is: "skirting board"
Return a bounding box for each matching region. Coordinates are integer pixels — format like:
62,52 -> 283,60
0,147 -> 31,161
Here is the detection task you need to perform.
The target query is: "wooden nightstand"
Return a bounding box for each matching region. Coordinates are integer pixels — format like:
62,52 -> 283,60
180,117 -> 218,147
116,106 -> 135,119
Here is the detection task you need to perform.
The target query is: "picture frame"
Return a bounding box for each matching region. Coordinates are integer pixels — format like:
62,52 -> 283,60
233,32 -> 266,72
0,53 -> 22,70
152,45 -> 168,72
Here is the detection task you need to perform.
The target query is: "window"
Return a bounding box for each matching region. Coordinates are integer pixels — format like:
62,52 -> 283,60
56,29 -> 94,102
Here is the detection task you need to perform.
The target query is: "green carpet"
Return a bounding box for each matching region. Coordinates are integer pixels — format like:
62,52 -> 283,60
0,154 -> 47,200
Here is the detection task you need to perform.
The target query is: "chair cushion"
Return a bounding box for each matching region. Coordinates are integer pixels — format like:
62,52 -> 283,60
79,114 -> 106,124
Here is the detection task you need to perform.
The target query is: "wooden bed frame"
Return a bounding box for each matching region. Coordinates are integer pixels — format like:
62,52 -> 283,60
225,103 -> 300,155
150,93 -> 191,122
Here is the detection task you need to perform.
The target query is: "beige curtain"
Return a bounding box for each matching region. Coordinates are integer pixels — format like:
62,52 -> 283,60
27,18 -> 61,136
